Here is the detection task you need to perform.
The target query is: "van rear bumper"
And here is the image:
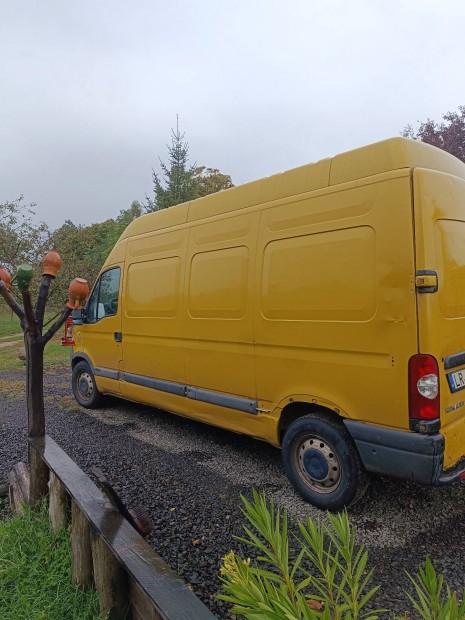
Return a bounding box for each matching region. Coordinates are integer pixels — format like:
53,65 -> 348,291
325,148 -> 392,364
344,420 -> 465,486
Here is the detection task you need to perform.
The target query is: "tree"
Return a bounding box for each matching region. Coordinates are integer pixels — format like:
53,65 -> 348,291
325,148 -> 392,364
146,119 -> 234,211
146,121 -> 198,212
49,203 -> 142,307
403,105 -> 465,163
193,166 -> 234,197
0,253 -> 89,506
0,196 -> 50,272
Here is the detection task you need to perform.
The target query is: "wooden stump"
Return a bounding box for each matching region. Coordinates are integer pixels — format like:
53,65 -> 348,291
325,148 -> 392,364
91,530 -> 129,619
49,471 -> 68,532
71,501 -> 93,588
8,462 -> 30,514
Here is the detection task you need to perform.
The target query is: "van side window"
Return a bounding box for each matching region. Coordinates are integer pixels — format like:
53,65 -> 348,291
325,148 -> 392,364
86,267 -> 121,323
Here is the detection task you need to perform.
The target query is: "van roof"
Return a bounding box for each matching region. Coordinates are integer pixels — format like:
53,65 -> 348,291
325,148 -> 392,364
121,137 -> 465,238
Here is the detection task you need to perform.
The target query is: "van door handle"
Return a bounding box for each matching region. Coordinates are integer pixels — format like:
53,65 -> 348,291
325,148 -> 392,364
114,332 -> 122,342
415,270 -> 438,293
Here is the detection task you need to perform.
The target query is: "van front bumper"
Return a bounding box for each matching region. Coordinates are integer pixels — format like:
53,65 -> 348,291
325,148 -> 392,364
344,420 -> 465,486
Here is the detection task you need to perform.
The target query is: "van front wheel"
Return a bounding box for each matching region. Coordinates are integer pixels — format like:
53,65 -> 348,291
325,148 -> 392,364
72,361 -> 103,408
282,414 -> 368,511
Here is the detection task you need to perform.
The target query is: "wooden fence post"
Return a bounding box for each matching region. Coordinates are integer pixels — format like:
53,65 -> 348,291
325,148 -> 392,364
91,530 -> 129,619
49,471 -> 68,532
71,501 -> 93,588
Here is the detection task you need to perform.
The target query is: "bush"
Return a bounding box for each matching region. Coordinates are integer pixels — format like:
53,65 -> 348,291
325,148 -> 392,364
219,489 -> 465,620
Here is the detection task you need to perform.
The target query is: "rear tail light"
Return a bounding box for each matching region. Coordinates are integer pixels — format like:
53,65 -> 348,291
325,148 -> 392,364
409,354 -> 439,421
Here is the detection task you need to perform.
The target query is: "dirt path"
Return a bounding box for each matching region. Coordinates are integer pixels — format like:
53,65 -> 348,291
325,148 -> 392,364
0,333 -> 22,341
0,342 -> 17,349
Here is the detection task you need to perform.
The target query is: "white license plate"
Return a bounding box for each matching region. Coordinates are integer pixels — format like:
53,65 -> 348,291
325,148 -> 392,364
447,369 -> 465,393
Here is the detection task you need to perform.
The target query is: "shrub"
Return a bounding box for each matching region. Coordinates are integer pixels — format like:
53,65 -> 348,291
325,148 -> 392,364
219,489 -> 465,620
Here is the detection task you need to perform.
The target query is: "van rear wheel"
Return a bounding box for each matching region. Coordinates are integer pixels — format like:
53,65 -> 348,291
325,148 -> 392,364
72,361 -> 103,408
282,414 -> 368,511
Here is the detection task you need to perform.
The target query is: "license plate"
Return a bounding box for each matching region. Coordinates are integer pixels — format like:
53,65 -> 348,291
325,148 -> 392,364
447,369 -> 465,393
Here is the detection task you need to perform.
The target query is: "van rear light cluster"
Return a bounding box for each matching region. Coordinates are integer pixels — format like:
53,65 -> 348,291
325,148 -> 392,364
409,354 -> 440,432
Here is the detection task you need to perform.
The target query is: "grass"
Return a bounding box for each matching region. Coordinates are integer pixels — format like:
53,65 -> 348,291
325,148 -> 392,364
0,502 -> 104,620
0,309 -> 22,337
0,338 -> 70,372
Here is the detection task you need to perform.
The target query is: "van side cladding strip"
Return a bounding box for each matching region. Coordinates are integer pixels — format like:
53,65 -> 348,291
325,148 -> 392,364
123,372 -> 258,414
185,386 -> 258,414
444,351 -> 465,370
123,372 -> 186,397
94,367 -> 119,381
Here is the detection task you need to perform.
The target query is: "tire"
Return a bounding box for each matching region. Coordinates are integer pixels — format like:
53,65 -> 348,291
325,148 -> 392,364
282,413 -> 369,511
72,361 -> 103,408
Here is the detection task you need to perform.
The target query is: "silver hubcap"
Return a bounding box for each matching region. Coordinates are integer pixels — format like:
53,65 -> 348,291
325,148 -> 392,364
294,434 -> 341,494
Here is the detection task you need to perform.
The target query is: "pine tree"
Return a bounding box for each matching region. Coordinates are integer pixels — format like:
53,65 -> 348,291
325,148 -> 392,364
146,118 -> 199,211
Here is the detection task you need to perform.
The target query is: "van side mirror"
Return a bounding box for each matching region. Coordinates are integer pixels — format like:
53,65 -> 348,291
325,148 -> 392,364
71,308 -> 85,325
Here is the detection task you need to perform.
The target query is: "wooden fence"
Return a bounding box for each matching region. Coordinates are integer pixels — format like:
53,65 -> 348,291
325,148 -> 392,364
25,435 -> 216,620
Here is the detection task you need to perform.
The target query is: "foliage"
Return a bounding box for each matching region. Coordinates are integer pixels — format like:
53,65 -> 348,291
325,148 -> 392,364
146,122 -> 198,211
219,490 -> 465,620
403,557 -> 465,620
0,502 -> 104,619
403,106 -> 465,163
193,166 -> 234,197
146,120 -> 234,211
219,489 -> 382,619
48,202 -> 142,307
0,196 -> 50,276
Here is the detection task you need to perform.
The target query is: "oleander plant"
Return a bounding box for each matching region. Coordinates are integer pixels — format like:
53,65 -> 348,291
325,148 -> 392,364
219,489 -> 465,620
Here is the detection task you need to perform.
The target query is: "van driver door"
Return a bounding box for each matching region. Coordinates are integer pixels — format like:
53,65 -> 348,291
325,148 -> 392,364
79,265 -> 123,395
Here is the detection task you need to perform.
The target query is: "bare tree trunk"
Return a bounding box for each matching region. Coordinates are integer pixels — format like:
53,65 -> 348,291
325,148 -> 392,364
26,333 -> 49,505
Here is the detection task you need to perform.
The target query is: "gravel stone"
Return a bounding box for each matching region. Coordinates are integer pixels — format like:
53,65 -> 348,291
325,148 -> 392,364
1,365 -> 465,618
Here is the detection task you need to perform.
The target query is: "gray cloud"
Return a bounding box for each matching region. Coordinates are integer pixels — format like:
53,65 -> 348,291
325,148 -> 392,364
1,0 -> 464,229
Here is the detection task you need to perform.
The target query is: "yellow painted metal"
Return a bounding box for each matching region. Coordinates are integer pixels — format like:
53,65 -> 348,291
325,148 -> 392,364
75,138 -> 465,464
413,169 -> 465,467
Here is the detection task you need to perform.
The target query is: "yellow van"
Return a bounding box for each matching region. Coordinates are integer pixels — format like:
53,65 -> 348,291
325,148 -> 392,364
70,137 -> 465,510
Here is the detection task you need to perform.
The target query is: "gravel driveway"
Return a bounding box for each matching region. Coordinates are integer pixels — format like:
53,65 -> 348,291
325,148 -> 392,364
1,365 -> 464,617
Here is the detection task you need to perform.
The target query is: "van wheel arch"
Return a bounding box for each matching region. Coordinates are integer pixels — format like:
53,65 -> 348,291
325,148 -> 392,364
278,402 -> 338,444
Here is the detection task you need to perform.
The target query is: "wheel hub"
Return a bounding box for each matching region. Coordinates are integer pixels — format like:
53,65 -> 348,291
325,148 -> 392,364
303,449 -> 329,481
295,435 -> 341,494
78,373 -> 93,399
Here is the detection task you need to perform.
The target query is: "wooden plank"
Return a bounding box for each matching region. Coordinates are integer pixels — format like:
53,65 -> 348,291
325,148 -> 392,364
71,501 -> 93,588
91,531 -> 129,619
49,471 -> 68,532
30,436 -> 215,620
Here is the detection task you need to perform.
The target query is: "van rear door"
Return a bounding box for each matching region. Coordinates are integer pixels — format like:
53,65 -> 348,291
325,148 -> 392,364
414,168 -> 465,469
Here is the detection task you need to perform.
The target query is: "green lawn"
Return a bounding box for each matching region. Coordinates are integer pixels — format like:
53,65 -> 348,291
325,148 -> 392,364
0,339 -> 70,372
0,309 -> 22,337
0,502 -> 104,620
0,307 -> 70,372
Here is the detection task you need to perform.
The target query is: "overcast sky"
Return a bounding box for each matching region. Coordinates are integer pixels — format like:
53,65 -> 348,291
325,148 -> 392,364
1,0 -> 464,230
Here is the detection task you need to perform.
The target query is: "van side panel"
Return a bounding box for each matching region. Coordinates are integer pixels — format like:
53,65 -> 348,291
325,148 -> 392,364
183,213 -> 259,416
254,172 -> 418,430
121,229 -> 190,415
